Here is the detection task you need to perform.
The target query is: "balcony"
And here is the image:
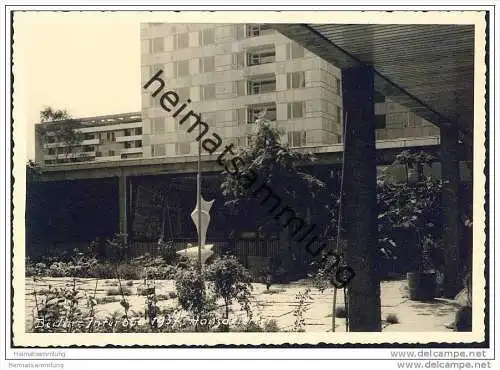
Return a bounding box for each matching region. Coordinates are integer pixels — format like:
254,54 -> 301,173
44,151 -> 96,160
247,46 -> 276,67
246,24 -> 274,38
121,146 -> 143,155
247,102 -> 277,124
247,74 -> 276,96
42,137 -> 99,149
116,134 -> 143,143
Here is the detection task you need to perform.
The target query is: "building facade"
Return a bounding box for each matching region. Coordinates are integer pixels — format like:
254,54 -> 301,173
35,112 -> 143,165
35,23 -> 440,166
140,22 -> 439,161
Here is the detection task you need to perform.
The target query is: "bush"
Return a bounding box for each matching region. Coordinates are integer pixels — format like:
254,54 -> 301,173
334,306 -> 346,318
106,287 -> 132,296
263,319 -> 280,332
175,266 -> 208,316
87,262 -> 115,279
204,255 -> 253,322
117,264 -> 140,280
385,313 -> 400,324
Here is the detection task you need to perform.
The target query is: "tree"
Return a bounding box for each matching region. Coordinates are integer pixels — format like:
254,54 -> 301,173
37,107 -> 84,163
204,255 -> 253,330
26,160 -> 42,183
219,119 -> 338,278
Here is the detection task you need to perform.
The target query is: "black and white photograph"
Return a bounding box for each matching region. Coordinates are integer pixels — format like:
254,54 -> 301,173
3,5 -> 495,367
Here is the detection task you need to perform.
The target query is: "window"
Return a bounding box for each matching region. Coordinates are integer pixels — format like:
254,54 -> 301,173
234,108 -> 246,125
173,32 -> 189,49
200,84 -> 216,100
124,142 -> 131,149
247,47 -> 275,66
287,102 -> 304,119
149,64 -> 164,77
108,150 -> 115,157
246,24 -> 272,37
233,80 -> 246,96
199,56 -> 215,73
150,38 -> 164,53
233,24 -> 246,40
174,60 -> 190,78
47,148 -> 55,155
135,127 -> 143,135
124,129 -> 131,136
203,112 -> 216,126
232,52 -> 245,70
287,43 -> 304,59
335,77 -> 341,95
248,76 -> 276,95
84,133 -> 94,140
151,117 -> 165,134
375,114 -> 386,129
151,144 -> 166,157
287,72 -> 305,89
387,112 -> 408,128
199,28 -> 215,46
96,151 -> 102,157
105,132 -> 115,142
235,136 -> 252,147
176,86 -> 190,101
175,142 -> 191,155
288,131 -> 307,147
336,106 -> 342,123
135,140 -> 142,148
247,103 -> 277,123
374,91 -> 385,103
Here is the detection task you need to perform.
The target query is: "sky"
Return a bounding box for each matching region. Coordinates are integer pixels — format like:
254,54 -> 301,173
14,13 -> 142,161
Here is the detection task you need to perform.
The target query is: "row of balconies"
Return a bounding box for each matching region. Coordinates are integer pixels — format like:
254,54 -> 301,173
42,134 -> 143,149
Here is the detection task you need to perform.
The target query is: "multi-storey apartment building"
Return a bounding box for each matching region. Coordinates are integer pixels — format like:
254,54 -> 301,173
140,23 -> 439,160
35,112 -> 143,165
140,23 -> 347,159
35,23 -> 440,166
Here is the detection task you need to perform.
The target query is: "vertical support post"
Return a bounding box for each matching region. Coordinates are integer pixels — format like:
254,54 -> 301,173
197,119 -> 202,270
118,173 -> 128,243
341,65 -> 381,332
440,125 -> 462,298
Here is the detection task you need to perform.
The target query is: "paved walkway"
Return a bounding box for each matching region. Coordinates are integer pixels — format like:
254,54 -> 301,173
24,277 -> 458,332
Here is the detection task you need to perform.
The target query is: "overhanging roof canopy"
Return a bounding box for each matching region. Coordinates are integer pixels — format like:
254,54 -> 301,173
272,24 -> 474,141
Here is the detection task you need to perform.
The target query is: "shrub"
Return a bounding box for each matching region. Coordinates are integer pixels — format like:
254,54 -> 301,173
117,264 -> 140,280
87,262 -> 115,279
96,296 -> 120,304
292,288 -> 312,332
334,306 -> 346,318
385,313 -> 400,324
263,319 -> 280,332
175,266 -> 207,315
106,287 -> 132,296
174,264 -> 216,331
204,255 -> 253,324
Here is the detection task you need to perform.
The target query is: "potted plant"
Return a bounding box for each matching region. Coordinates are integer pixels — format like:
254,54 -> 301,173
406,234 -> 441,301
377,150 -> 443,301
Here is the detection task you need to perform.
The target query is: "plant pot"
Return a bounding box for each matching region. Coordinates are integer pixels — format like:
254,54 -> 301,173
407,271 -> 437,301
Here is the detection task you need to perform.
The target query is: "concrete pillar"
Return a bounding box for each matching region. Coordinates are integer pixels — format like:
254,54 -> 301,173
440,126 -> 462,298
118,173 -> 128,241
341,65 -> 381,332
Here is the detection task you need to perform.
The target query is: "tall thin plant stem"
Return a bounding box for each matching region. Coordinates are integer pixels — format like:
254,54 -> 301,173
332,111 -> 348,332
